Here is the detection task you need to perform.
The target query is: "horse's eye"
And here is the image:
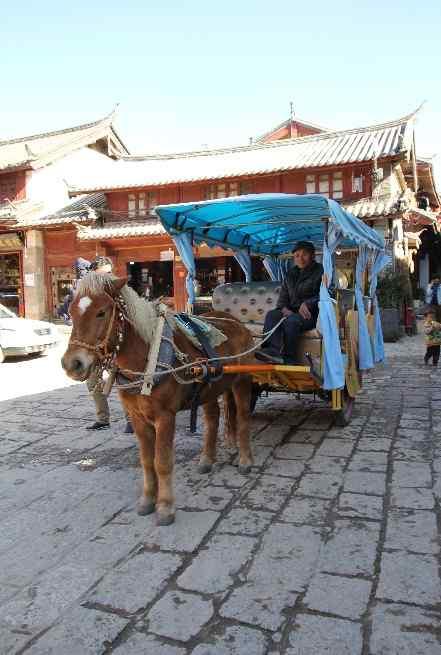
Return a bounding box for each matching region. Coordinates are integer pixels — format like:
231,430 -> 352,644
96,309 -> 106,319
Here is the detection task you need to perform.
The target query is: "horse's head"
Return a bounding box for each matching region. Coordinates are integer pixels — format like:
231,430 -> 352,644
61,273 -> 127,381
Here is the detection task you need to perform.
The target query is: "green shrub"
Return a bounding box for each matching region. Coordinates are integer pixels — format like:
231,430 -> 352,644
377,269 -> 413,309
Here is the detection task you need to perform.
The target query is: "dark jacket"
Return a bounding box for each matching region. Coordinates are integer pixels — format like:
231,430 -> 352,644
276,261 -> 323,313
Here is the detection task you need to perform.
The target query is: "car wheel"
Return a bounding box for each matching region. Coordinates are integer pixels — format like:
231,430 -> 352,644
0,346 -> 5,364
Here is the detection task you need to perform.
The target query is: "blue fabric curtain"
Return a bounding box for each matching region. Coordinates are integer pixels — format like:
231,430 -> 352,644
319,223 -> 345,390
262,256 -> 280,281
369,251 -> 390,363
355,246 -> 374,370
173,233 -> 196,309
262,257 -> 292,282
234,250 -> 252,282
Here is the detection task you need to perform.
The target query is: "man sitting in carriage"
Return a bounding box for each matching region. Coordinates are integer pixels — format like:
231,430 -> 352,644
255,240 -> 323,365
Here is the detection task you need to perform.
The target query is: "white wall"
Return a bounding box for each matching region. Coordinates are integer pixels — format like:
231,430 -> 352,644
25,148 -> 115,217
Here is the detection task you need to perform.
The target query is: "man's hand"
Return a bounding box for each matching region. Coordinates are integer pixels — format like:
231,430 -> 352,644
281,307 -> 294,318
299,302 -> 312,320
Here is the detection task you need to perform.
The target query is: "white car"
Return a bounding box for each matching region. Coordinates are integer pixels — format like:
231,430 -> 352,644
0,303 -> 59,363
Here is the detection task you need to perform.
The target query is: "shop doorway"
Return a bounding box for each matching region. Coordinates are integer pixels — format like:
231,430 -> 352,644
50,267 -> 76,317
127,261 -> 173,300
0,252 -> 23,315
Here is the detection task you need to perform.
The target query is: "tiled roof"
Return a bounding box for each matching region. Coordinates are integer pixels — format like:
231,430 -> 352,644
0,111 -> 128,172
16,193 -> 106,228
0,199 -> 45,222
70,111 -> 417,193
255,117 -> 329,143
76,219 -> 166,241
344,195 -> 401,218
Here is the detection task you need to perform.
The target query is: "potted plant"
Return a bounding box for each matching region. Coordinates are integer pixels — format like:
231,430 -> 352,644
377,268 -> 413,341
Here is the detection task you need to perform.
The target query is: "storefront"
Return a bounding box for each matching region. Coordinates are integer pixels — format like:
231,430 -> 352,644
0,233 -> 24,315
49,266 -> 76,317
127,260 -> 174,299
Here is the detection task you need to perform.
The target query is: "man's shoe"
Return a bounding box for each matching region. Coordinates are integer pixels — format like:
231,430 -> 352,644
124,421 -> 134,434
86,421 -> 110,430
255,349 -> 284,364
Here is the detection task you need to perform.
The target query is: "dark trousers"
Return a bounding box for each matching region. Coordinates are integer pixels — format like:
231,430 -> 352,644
263,308 -> 316,361
424,345 -> 440,366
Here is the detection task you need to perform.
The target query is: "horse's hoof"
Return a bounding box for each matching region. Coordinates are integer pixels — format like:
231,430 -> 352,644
198,462 -> 213,474
238,464 -> 252,475
156,511 -> 175,526
137,500 -> 155,516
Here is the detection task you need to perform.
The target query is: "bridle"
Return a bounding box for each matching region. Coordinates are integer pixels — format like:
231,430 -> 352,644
69,293 -> 127,373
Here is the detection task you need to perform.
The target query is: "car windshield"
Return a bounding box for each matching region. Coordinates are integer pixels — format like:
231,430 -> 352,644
0,304 -> 15,319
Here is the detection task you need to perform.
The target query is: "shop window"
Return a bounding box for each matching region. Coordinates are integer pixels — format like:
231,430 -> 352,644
318,175 -> 330,197
204,180 -> 251,200
128,194 -> 137,218
305,172 -> 343,199
0,253 -> 21,315
306,174 -> 315,194
239,180 -> 253,195
128,191 -> 158,218
352,172 -> 363,193
332,171 -> 343,199
0,175 -> 17,203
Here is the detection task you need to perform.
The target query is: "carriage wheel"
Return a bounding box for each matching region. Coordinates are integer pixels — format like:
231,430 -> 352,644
335,388 -> 355,427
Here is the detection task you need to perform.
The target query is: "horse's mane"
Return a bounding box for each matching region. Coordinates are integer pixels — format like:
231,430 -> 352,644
74,272 -> 157,343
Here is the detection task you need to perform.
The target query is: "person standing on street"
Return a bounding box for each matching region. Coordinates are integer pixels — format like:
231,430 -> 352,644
84,256 -> 133,433
425,276 -> 441,322
423,307 -> 441,367
85,257 -> 113,430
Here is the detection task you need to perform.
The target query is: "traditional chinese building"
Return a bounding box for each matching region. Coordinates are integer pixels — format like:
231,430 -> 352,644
4,108 -> 438,319
0,112 -> 127,317
61,108 -> 438,314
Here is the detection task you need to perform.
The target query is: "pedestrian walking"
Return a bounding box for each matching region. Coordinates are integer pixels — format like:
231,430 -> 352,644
423,307 -> 441,367
425,276 -> 441,322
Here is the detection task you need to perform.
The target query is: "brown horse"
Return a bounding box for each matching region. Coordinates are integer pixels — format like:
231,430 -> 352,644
61,273 -> 254,525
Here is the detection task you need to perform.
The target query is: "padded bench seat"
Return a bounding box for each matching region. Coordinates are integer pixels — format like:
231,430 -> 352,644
212,282 -> 322,364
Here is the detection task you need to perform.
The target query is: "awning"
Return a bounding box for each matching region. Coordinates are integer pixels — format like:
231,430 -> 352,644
155,193 -> 385,256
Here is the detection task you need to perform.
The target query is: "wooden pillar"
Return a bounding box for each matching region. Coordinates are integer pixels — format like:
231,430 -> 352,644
173,255 -> 187,311
23,229 -> 48,319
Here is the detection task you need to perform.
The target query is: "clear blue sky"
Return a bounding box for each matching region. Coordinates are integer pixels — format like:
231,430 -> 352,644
1,1 -> 440,181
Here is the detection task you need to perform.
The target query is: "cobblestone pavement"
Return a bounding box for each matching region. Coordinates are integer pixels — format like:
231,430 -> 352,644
0,332 -> 440,654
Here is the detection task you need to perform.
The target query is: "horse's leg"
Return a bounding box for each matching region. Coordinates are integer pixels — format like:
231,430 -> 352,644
232,377 -> 253,474
223,390 -> 237,449
131,415 -> 157,516
198,398 -> 220,474
154,411 -> 176,526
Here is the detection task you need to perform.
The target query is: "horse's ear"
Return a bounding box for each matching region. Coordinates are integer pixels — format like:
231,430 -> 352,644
109,277 -> 128,296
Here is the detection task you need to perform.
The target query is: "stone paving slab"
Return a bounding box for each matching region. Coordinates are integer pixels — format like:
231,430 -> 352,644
1,332 -> 441,653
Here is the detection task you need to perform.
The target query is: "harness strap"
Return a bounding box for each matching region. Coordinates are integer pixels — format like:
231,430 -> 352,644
141,303 -> 167,396
175,313 -> 223,381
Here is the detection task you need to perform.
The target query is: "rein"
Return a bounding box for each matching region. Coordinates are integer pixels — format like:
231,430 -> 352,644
69,292 -> 287,395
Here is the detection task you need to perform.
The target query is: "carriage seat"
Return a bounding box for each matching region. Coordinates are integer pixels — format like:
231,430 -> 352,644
211,282 -> 322,363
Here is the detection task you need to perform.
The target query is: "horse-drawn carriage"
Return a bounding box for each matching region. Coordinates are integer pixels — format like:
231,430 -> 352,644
63,193 -> 388,525
155,193 -> 389,426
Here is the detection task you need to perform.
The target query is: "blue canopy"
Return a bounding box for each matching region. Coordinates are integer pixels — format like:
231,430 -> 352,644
155,193 -> 385,256
155,193 -> 388,391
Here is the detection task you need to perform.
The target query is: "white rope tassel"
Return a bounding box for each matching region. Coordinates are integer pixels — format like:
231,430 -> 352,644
141,303 -> 167,396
